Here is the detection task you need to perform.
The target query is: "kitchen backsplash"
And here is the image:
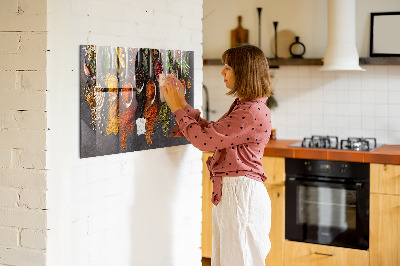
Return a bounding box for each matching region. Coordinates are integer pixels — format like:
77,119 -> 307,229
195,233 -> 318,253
203,65 -> 400,144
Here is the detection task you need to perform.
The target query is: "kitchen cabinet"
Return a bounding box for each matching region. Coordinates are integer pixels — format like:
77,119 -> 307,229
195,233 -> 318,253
201,154 -> 286,266
202,155 -> 400,265
370,163 -> 400,195
261,156 -> 285,266
370,163 -> 400,266
284,241 -> 369,266
201,152 -> 213,258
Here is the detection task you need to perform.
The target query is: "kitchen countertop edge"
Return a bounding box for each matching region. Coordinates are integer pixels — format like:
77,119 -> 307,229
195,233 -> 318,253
263,140 -> 400,165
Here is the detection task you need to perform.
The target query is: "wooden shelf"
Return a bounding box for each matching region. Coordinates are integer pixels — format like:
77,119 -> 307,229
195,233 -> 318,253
359,57 -> 400,65
203,58 -> 323,67
203,57 -> 400,67
268,58 -> 322,67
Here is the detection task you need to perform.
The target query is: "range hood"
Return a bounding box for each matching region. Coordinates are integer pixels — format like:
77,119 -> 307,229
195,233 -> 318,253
320,0 -> 365,71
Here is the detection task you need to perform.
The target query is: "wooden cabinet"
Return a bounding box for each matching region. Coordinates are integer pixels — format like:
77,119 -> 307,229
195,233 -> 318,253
370,163 -> 400,195
370,163 -> 400,266
261,156 -> 285,266
202,158 -> 400,265
264,184 -> 284,266
284,241 -> 369,266
201,152 -> 213,258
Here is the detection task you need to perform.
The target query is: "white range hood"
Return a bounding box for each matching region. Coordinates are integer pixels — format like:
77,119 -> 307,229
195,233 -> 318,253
320,0 -> 365,71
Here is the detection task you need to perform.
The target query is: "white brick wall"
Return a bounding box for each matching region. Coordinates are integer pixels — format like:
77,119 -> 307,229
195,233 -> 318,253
0,0 -> 48,265
46,0 -> 203,266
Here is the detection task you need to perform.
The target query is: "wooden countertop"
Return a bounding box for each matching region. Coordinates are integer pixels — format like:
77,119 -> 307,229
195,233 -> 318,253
263,139 -> 400,165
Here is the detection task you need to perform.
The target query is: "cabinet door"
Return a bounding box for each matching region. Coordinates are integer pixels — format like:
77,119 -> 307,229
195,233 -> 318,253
261,156 -> 285,185
370,163 -> 400,195
265,184 -> 284,266
370,193 -> 400,266
284,241 -> 369,266
202,152 -> 213,258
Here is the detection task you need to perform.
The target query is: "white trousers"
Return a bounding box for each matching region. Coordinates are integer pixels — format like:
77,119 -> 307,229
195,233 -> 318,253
212,176 -> 271,266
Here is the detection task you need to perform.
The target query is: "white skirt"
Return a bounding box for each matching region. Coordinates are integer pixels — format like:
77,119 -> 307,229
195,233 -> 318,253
212,176 -> 271,266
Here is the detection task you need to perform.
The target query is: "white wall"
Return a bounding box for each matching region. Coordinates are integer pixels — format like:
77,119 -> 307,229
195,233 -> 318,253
0,0 -> 48,265
46,0 -> 203,265
204,64 -> 400,144
203,0 -> 400,58
271,65 -> 400,144
203,0 -> 400,145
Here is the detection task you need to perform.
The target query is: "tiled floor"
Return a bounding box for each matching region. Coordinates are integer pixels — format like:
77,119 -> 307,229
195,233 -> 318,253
202,257 -> 211,266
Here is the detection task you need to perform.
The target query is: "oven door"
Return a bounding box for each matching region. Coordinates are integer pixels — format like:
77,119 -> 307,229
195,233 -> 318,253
285,177 -> 369,250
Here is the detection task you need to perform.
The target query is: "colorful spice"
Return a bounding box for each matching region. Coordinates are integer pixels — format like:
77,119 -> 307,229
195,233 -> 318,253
142,48 -> 149,74
172,61 -> 179,77
155,61 -> 163,80
121,83 -> 133,107
106,99 -> 119,135
181,58 -> 190,78
180,78 -> 186,90
158,102 -> 171,137
94,83 -> 105,127
186,79 -> 192,90
119,83 -> 137,149
105,73 -> 119,135
135,67 -> 145,92
144,79 -> 159,145
152,49 -> 159,62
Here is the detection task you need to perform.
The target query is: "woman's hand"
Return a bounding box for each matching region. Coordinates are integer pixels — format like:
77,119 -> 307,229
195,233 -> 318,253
161,75 -> 187,113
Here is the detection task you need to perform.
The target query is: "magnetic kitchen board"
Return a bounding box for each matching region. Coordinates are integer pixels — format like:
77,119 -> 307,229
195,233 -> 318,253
79,45 -> 194,158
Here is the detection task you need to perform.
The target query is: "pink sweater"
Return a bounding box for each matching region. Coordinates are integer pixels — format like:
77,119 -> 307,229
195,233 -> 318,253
170,97 -> 271,205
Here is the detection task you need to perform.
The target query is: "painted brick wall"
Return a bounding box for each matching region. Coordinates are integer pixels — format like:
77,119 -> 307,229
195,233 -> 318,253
46,0 -> 203,266
0,0 -> 48,265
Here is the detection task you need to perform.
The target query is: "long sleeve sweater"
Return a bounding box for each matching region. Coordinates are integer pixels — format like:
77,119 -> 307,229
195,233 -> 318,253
170,97 -> 272,205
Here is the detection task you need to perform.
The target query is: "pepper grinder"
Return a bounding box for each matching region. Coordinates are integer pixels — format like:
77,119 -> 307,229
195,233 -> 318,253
273,21 -> 279,58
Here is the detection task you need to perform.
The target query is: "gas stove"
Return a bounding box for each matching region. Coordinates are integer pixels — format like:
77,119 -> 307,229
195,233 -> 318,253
289,135 -> 381,151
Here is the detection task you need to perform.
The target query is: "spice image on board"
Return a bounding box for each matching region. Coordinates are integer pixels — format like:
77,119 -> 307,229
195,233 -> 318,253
79,45 -> 194,158
158,102 -> 171,137
144,79 -> 159,145
105,73 -> 120,136
119,83 -> 137,149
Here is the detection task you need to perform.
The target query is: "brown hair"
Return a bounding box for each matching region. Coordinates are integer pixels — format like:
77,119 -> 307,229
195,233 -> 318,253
221,44 -> 273,99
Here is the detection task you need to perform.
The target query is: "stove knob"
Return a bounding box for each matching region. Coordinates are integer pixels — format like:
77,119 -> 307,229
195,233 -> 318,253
305,162 -> 312,171
340,164 -> 347,174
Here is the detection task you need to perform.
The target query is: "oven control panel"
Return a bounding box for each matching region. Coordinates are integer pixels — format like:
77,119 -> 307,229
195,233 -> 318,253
286,158 -> 369,180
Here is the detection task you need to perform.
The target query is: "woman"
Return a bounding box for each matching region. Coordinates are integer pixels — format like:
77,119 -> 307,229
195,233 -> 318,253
161,44 -> 273,266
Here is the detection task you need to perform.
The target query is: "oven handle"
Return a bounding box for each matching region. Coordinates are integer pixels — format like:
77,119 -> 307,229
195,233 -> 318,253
286,177 -> 364,189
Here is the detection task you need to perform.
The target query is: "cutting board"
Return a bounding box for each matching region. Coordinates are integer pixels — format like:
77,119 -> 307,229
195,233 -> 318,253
231,16 -> 249,48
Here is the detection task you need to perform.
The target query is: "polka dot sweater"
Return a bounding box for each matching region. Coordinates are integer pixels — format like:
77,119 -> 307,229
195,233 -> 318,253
170,97 -> 272,206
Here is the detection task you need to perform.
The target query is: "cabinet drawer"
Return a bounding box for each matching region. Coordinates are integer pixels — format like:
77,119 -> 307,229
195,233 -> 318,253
284,241 -> 369,266
370,163 -> 400,195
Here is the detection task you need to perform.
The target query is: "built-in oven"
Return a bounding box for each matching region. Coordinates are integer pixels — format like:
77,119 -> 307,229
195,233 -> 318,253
285,158 -> 370,250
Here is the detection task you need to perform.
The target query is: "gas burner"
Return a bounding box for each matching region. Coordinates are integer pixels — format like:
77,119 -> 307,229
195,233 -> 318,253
340,137 -> 377,151
290,136 -> 380,151
301,135 -> 339,149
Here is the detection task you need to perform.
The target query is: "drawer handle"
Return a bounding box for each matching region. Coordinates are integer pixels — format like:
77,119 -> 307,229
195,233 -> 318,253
314,252 -> 335,257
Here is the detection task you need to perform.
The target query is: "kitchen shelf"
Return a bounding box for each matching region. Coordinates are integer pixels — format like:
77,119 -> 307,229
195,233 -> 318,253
203,57 -> 400,67
359,57 -> 400,65
203,58 -> 323,67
